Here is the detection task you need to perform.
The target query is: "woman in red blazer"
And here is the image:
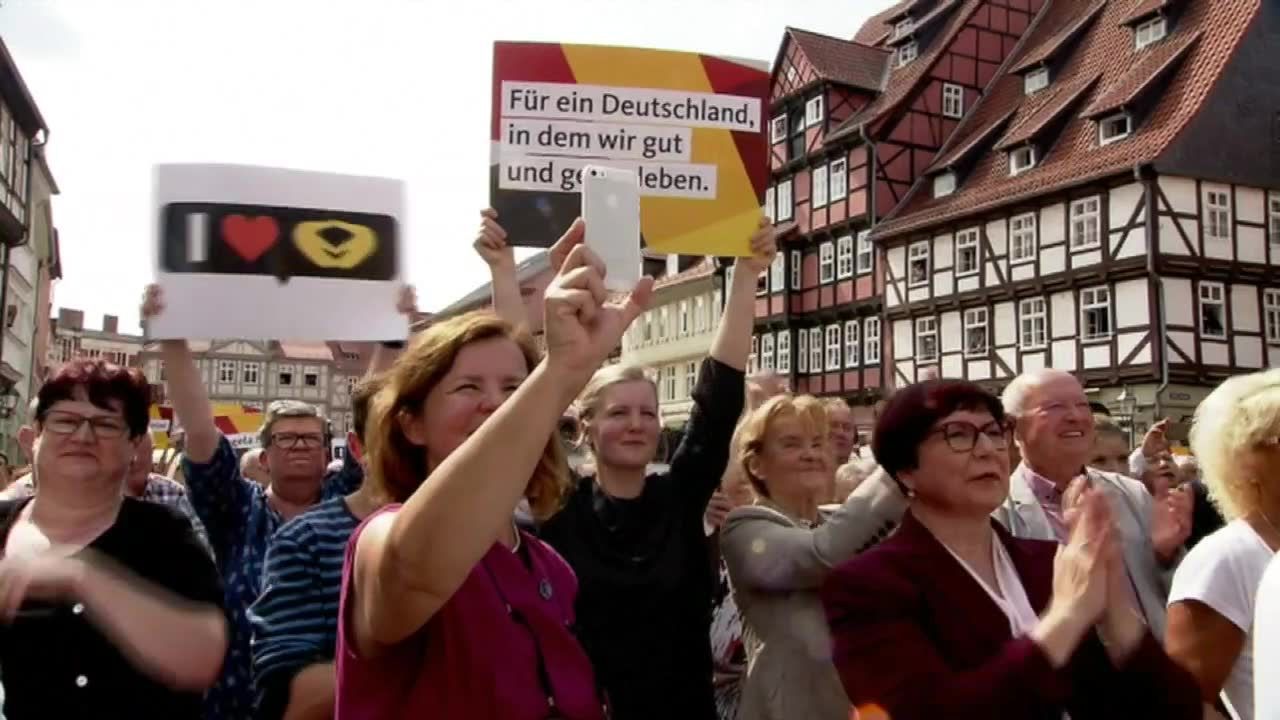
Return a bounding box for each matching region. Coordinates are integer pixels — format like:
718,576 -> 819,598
820,379 -> 1201,720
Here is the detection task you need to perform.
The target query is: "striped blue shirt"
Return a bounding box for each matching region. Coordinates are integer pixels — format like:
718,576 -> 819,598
248,495 -> 361,718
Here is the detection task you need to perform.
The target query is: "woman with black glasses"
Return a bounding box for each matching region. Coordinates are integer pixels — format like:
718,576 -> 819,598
0,359 -> 226,719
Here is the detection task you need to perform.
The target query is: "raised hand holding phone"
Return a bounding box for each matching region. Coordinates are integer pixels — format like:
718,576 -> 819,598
581,165 -> 642,292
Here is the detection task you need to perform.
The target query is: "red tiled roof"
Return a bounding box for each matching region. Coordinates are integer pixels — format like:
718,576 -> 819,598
278,342 -> 333,361
787,28 -> 891,92
994,73 -> 1099,150
927,109 -> 1018,172
853,0 -> 917,45
886,0 -> 961,46
1079,31 -> 1201,118
1008,1 -> 1106,74
872,0 -> 1262,240
830,0 -> 979,142
1119,0 -> 1173,26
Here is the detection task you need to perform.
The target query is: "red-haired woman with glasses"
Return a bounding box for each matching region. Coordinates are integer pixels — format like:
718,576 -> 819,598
821,379 -> 1200,720
0,359 -> 226,719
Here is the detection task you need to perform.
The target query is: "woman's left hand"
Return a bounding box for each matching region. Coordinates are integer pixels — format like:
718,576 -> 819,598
0,551 -> 86,621
736,218 -> 779,276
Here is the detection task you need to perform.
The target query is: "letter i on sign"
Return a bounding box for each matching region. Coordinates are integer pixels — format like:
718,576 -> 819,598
186,212 -> 209,263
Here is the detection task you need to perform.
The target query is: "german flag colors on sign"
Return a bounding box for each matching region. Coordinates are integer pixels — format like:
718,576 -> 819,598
489,41 -> 770,257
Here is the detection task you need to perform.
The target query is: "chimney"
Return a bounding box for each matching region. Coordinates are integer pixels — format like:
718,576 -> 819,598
102,314 -> 119,334
58,308 -> 84,331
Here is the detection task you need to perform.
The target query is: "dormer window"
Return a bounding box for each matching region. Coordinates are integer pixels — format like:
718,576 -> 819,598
897,42 -> 918,68
933,172 -> 957,198
1098,113 -> 1133,145
894,18 -> 914,39
1024,67 -> 1050,95
1009,146 -> 1037,176
805,96 -> 824,128
1135,16 -> 1167,49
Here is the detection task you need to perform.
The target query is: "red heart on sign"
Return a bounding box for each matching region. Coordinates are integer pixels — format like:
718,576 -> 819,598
221,215 -> 279,263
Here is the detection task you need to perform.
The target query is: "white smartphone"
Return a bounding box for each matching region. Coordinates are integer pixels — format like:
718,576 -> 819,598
581,164 -> 642,292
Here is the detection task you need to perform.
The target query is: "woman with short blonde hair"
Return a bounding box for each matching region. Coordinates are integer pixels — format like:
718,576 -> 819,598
1166,369 -> 1280,719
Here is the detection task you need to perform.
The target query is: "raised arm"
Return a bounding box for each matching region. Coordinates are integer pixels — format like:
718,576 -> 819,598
721,467 -> 906,591
143,286 -> 218,463
474,208 -> 527,328
348,226 -> 652,653
666,222 -> 776,514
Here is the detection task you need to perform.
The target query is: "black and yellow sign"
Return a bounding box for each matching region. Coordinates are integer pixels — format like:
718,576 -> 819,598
159,202 -> 398,284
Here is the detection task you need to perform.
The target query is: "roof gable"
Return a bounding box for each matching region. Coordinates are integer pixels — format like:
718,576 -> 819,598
1079,31 -> 1200,119
1008,1 -> 1106,74
783,28 -> 891,93
853,0 -> 918,46
871,0 -> 1263,240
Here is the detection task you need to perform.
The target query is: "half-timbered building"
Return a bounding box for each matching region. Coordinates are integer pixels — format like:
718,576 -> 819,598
751,0 -> 1045,433
872,0 -> 1275,433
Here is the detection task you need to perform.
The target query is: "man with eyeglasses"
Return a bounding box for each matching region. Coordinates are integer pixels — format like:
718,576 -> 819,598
995,368 -> 1192,637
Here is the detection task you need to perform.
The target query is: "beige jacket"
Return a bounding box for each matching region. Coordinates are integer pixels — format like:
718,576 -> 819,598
720,468 -> 907,720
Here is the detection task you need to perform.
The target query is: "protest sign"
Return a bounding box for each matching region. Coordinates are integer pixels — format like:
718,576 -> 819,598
151,402 -> 263,450
149,163 -> 408,341
490,42 -> 769,256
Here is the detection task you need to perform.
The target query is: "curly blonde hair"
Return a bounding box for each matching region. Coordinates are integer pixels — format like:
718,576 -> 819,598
1189,368 -> 1280,520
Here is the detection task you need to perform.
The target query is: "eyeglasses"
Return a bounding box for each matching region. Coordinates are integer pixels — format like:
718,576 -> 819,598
930,421 -> 1010,453
41,411 -> 129,440
270,432 -> 325,450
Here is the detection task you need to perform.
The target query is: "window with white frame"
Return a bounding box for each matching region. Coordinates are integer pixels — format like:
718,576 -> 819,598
1019,298 -> 1048,348
762,333 -> 775,371
813,164 -> 829,207
664,366 -> 678,401
777,330 -> 792,373
797,329 -> 809,372
1081,286 -> 1112,341
1098,113 -> 1132,145
829,158 -> 847,200
820,241 -> 835,283
1205,189 -> 1231,241
844,320 -> 860,368
955,228 -> 979,276
1265,290 -> 1280,344
1270,196 -> 1280,242
909,242 -> 930,287
749,336 -> 759,373
1070,197 -> 1101,249
769,252 -> 785,292
916,317 -> 939,362
1135,16 -> 1167,49
679,300 -> 690,335
790,250 -> 802,289
771,115 -> 787,143
809,327 -> 823,371
963,308 -> 988,356
898,41 -> 918,67
764,187 -> 775,222
1024,67 -> 1050,94
933,172 -> 957,198
658,307 -> 669,340
894,17 -> 914,39
825,324 -> 842,370
1199,282 -> 1227,339
686,362 -> 697,396
713,290 -> 722,326
756,267 -> 769,296
942,83 -> 964,119
1011,213 -> 1037,263
856,231 -> 873,274
243,362 -> 261,384
218,361 -> 236,384
642,311 -> 653,343
1009,146 -> 1037,175
864,317 -> 881,364
837,235 -> 854,279
695,296 -> 706,332
806,96 -> 824,127
776,179 -> 794,221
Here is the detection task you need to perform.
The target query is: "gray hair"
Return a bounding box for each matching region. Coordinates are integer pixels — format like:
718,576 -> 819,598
259,400 -> 326,447
1001,368 -> 1078,417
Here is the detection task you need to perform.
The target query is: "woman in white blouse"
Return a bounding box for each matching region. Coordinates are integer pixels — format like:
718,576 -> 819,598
1167,368 -> 1280,720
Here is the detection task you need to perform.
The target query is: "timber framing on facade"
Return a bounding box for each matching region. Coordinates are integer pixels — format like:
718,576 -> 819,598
755,0 -> 1046,408
869,0 -> 1275,408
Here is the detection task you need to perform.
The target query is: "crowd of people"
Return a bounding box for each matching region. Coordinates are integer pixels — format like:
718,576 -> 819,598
0,210 -> 1275,720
